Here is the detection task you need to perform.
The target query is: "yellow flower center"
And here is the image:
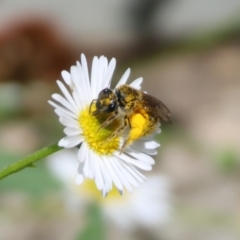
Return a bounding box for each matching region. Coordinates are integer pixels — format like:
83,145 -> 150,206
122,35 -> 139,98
78,105 -> 121,155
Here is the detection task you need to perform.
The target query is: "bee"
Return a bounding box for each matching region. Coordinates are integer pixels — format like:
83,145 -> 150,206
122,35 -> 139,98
89,84 -> 171,152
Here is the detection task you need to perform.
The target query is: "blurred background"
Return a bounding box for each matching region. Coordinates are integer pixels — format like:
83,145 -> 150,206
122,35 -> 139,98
0,0 -> 240,240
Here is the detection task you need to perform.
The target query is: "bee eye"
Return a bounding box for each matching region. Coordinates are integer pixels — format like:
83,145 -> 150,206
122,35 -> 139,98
109,101 -> 116,111
115,89 -> 125,107
110,100 -> 115,107
99,88 -> 112,98
104,88 -> 112,95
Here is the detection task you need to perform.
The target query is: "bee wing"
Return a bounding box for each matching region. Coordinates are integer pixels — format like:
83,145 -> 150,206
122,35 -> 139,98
142,93 -> 172,123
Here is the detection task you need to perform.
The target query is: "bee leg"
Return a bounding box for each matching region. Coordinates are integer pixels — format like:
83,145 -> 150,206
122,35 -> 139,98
120,117 -> 146,153
101,116 -> 129,145
120,138 -> 131,154
96,110 -> 118,133
120,131 -> 138,154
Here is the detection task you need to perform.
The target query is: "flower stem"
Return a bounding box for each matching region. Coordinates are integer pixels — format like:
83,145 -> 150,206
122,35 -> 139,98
0,142 -> 62,180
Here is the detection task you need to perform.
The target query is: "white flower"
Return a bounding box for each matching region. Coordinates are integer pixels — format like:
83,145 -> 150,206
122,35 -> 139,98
103,175 -> 170,230
48,54 -> 161,196
47,149 -> 171,230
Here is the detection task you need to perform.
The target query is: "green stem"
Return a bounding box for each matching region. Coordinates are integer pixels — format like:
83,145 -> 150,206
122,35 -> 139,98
0,142 -> 62,180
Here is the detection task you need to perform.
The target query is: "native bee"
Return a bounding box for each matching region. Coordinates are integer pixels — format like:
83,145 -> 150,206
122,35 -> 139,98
89,84 -> 171,152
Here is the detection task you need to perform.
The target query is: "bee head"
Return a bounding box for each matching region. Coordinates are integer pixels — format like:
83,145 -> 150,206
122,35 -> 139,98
89,88 -> 117,115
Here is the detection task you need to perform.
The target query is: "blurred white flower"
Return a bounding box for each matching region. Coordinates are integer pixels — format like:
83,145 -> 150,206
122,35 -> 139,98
48,54 -> 161,196
47,149 -> 171,230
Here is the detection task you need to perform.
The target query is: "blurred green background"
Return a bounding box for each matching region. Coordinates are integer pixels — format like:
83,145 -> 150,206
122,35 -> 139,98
0,0 -> 240,240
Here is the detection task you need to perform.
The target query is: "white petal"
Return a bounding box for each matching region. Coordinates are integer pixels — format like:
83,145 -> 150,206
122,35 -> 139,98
56,80 -> 78,112
102,156 -> 124,194
81,54 -> 90,91
129,77 -> 143,90
64,127 -> 82,136
98,157 -> 112,193
114,152 -> 152,171
76,61 -> 91,103
142,148 -> 159,156
97,56 -> 105,90
125,149 -> 155,165
59,116 -> 79,128
140,130 -> 161,141
61,70 -> 71,85
111,158 -> 133,192
144,140 -> 160,149
49,101 -> 76,119
133,139 -> 160,149
59,136 -> 83,148
90,56 -> 99,98
52,94 -> 76,113
76,172 -> 84,185
93,155 -> 104,190
103,58 -> 116,88
82,157 -> 90,178
87,149 -> 95,178
116,160 -> 139,187
120,163 -> 146,183
131,144 -> 158,155
77,142 -> 88,163
70,66 -> 85,107
115,68 -> 130,88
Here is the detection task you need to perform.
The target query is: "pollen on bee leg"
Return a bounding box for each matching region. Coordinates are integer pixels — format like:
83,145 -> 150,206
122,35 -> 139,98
119,113 -> 147,152
129,113 -> 146,137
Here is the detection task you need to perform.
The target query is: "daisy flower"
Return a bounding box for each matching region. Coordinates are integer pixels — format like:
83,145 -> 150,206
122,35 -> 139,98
47,149 -> 171,230
48,54 -> 161,196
